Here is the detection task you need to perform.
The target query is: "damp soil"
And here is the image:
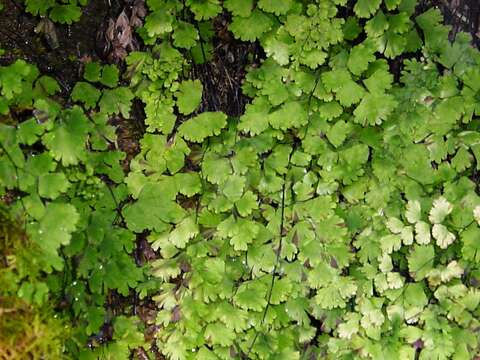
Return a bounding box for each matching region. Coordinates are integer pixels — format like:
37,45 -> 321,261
427,0 -> 480,46
0,0 -> 117,94
0,0 -> 146,162
192,14 -> 264,117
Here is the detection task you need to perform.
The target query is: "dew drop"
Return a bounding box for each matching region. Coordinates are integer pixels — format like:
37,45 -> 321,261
72,281 -> 77,286
75,297 -> 79,301
99,264 -> 103,270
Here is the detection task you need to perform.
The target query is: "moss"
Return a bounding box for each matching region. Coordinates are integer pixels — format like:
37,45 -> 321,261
0,204 -> 71,359
0,297 -> 70,360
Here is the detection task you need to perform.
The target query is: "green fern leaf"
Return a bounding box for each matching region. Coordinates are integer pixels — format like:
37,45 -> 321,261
24,0 -> 55,16
99,87 -> 134,117
173,21 -> 199,49
354,0 -> 382,18
100,64 -> 120,88
322,69 -> 365,107
186,0 -> 222,20
268,101 -> 308,130
144,11 -> 174,37
27,202 -> 79,260
178,112 -> 227,142
175,79 -> 203,115
229,10 -> 273,42
49,4 -> 81,24
38,172 -> 69,199
224,0 -> 253,17
258,0 -> 293,15
43,106 -> 90,166
408,245 -> 434,280
71,82 -> 101,109
84,62 -> 102,82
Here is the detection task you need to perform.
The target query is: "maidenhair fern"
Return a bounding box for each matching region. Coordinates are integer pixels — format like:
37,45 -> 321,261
23,0 -> 88,24
1,0 -> 480,359
122,0 -> 480,359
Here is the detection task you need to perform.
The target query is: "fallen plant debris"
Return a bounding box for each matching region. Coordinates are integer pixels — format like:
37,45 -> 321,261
100,0 -> 146,63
